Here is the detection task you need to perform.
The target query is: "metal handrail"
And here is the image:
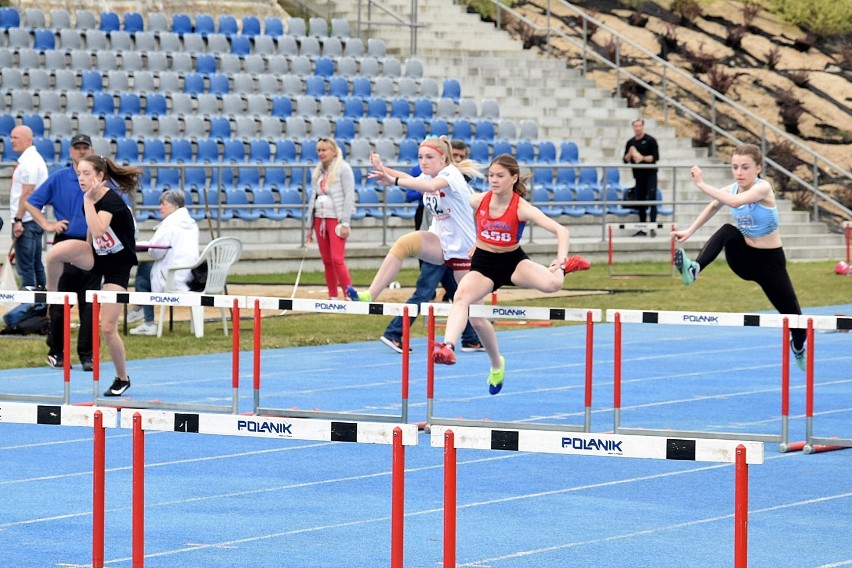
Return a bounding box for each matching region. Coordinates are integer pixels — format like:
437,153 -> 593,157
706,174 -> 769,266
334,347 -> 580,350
481,0 -> 850,222
355,0 -> 425,55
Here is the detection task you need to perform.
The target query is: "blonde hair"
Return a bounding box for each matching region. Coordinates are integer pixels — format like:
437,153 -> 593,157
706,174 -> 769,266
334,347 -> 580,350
312,138 -> 343,188
421,136 -> 483,179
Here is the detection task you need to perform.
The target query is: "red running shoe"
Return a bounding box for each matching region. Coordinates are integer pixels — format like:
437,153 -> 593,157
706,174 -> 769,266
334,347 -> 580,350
433,343 -> 456,365
562,255 -> 591,274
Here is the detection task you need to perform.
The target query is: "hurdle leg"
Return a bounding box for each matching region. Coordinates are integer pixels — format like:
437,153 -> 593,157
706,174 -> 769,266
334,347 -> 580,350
443,430 -> 457,568
734,445 -> 748,568
93,410 -> 105,568
133,413 -> 145,568
391,427 -> 405,568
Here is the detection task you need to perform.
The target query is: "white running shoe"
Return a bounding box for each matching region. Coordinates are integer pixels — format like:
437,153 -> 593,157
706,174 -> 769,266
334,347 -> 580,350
129,321 -> 158,336
126,307 -> 144,324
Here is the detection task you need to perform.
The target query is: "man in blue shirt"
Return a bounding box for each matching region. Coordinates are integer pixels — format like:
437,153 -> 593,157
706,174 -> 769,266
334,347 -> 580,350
25,134 -> 101,371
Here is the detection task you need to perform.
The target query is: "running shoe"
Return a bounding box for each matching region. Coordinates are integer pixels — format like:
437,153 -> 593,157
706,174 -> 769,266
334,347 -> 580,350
126,307 -> 144,324
461,341 -> 486,352
562,255 -> 591,274
347,286 -> 369,302
433,343 -> 456,365
81,358 -> 93,372
103,376 -> 131,397
674,248 -> 700,285
379,335 -> 412,354
488,356 -> 506,395
129,321 -> 158,335
46,353 -> 63,369
791,339 -> 807,372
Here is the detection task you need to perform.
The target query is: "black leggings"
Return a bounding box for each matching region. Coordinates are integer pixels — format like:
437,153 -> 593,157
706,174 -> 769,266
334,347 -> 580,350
696,224 -> 805,350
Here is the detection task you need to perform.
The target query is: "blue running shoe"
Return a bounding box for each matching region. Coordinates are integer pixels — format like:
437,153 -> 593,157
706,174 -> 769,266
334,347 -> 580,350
674,248 -> 700,285
346,285 -> 369,301
791,339 -> 806,372
488,356 -> 505,395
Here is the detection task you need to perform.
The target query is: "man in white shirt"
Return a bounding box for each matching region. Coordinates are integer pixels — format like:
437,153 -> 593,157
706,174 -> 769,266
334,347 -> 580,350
8,126 -> 49,289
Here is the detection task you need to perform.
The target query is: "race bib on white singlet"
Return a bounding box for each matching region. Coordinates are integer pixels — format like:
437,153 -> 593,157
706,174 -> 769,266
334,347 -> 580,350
93,226 -> 125,256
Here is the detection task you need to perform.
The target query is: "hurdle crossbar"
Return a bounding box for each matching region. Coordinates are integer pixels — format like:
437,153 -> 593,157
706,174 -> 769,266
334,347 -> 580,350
0,403 -> 118,568
87,291 -> 246,413
248,296 -> 419,423
124,410 -> 417,568
433,425 -> 762,568
607,223 -> 676,278
0,291 -> 77,404
425,302 -> 601,432
607,309 -> 820,450
799,316 -> 852,453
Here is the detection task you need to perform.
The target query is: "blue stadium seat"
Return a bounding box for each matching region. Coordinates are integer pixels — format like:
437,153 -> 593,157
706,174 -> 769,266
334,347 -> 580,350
33,137 -> 55,163
278,188 -> 304,218
560,141 -> 579,163
1,136 -> 16,163
334,117 -> 356,141
33,28 -> 55,51
412,98 -> 432,121
222,139 -> 245,163
493,140 -> 513,158
208,73 -> 230,96
155,167 -> 181,190
389,98 -> 410,121
0,114 -> 15,137
397,138 -> 419,165
351,76 -> 371,99
328,76 -> 349,98
656,189 -> 673,216
386,187 -> 415,219
469,140 -> 490,163
441,79 -> 461,102
200,188 -> 232,220
231,34 -> 251,57
556,167 -> 577,190
183,72 -> 205,95
21,114 -> 44,137
169,138 -> 193,163
118,92 -> 141,116
451,119 -> 473,143
533,187 -> 562,218
195,138 -> 220,163
115,137 -> 139,163
253,186 -> 287,220
603,167 -> 624,192
264,16 -> 284,38
144,93 -> 168,117
299,138 -> 318,163
102,114 -> 126,138
209,116 -> 231,139
123,12 -> 144,33
100,11 -> 120,32
429,119 -> 449,138
474,120 -> 495,142
304,75 -> 326,98
537,141 -> 557,164
406,118 -> 427,142
314,56 -> 335,77
184,165 -> 208,189
271,96 -> 293,118
248,139 -> 271,162
575,187 -> 603,216
516,141 -> 535,163
577,167 -> 599,191
137,188 -> 160,222
194,14 -> 215,36
532,167 -> 553,189
264,166 -> 287,191
80,70 -> 103,92
366,98 -> 387,120
241,16 -> 261,37
216,15 -> 237,36
274,139 -> 297,162
142,138 -> 166,163
195,53 -> 216,75
91,92 -> 114,116
553,187 -> 585,217
603,187 -> 632,216
172,13 -> 192,35
356,187 -> 384,218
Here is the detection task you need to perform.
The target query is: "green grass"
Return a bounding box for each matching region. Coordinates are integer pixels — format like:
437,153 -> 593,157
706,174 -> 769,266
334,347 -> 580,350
2,261 -> 849,370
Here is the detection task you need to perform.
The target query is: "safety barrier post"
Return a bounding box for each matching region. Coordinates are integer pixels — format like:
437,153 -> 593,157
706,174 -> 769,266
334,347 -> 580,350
802,318 -> 850,453
391,426 -> 405,568
443,429 -> 456,568
132,412 -> 145,568
735,444 -> 748,568
93,410 -> 105,568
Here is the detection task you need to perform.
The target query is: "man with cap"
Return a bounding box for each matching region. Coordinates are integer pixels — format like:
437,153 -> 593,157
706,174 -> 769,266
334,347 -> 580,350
26,134 -> 101,371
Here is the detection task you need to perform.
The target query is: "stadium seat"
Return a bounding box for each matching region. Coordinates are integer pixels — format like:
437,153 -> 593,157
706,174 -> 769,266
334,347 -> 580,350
537,141 -> 557,164
386,187 -> 415,219
492,140 -> 513,158
264,166 -> 287,191
172,13 -> 192,35
241,16 -> 261,37
474,120 -> 496,142
169,138 -> 193,163
274,139 -> 297,162
441,79 -> 461,102
99,11 -> 120,32
656,188 -> 674,216
451,119 -> 473,143
278,188 -> 304,218
356,187 -> 384,218
231,34 -> 251,57
397,139 -> 419,165
554,187 -> 585,217
115,137 -> 139,163
264,16 -> 284,38
103,113 -> 128,138
603,187 -> 632,216
575,187 -> 603,216
560,141 -> 580,163
253,186 -> 287,220
577,167 -> 600,191
515,141 -> 535,163
142,138 -> 166,163
123,12 -> 144,33
532,187 -> 562,218
196,138 -> 220,163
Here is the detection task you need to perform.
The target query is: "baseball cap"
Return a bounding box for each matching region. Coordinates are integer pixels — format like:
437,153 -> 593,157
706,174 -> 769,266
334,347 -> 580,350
70,134 -> 92,147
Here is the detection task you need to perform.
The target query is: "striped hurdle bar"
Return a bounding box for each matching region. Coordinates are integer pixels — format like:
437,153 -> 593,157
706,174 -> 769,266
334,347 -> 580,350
0,403 -> 118,568
122,410 -> 418,568
607,309 -> 813,451
432,425 -> 763,568
424,302 -> 601,432
86,290 -> 247,412
0,290 -> 77,404
247,296 -> 419,423
798,315 -> 852,454
606,223 -> 676,278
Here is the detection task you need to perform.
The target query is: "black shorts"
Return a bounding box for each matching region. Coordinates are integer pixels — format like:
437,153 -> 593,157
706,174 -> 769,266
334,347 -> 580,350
470,247 -> 529,291
92,256 -> 134,289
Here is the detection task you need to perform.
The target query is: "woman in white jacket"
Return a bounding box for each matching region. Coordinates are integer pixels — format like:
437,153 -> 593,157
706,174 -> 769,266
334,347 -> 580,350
129,190 -> 199,335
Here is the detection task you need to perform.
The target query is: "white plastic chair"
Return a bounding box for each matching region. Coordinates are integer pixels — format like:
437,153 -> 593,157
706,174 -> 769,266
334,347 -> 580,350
157,236 -> 242,338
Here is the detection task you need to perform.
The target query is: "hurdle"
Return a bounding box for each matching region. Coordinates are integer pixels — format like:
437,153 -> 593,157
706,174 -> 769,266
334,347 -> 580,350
608,308 -> 811,450
798,315 -> 852,454
0,402 -> 118,567
123,409 -> 418,568
0,290 -> 76,404
433,425 -> 763,568
424,302 -> 601,432
87,290 -> 246,412
248,296 -> 418,423
607,223 -> 676,278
